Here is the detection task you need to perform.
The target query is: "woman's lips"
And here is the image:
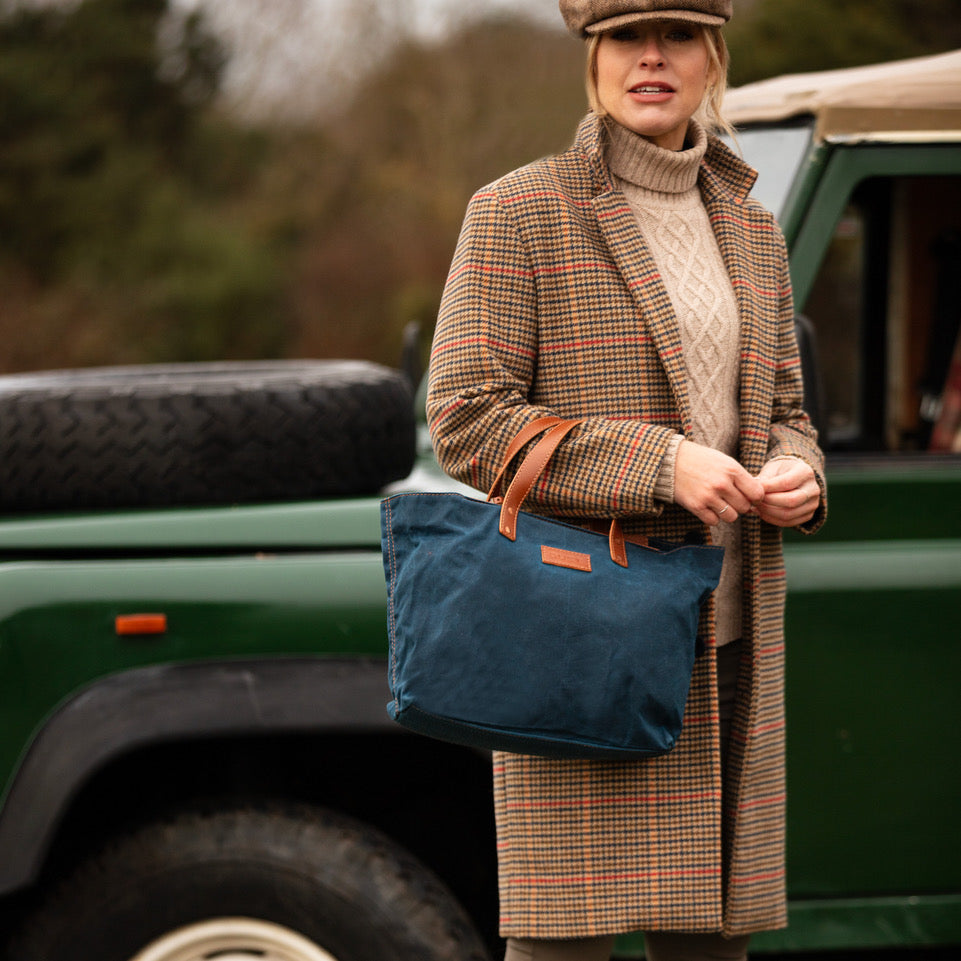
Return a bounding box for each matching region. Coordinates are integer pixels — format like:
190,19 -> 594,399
628,81 -> 675,102
630,82 -> 675,94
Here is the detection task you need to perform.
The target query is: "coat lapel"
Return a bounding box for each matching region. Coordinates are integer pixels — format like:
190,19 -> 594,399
574,115 -> 696,432
700,162 -> 776,473
579,115 -> 779,467
592,188 -> 696,437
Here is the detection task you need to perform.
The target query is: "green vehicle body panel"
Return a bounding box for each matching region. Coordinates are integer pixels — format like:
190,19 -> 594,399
772,147 -> 961,952
753,466 -> 961,951
0,498 -> 383,551
0,549 -> 389,806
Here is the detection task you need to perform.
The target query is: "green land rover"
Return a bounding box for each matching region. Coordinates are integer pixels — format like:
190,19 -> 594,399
0,48 -> 958,961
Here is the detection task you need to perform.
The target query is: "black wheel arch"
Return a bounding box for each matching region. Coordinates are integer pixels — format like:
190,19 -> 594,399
0,656 -> 498,946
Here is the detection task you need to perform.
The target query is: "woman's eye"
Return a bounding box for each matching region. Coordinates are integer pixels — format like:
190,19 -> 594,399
604,24 -> 695,44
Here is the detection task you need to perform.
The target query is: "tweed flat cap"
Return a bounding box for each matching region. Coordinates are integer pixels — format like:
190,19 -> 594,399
560,0 -> 732,37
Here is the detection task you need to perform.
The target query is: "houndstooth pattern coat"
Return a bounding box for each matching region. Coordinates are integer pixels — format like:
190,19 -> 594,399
426,113 -> 826,940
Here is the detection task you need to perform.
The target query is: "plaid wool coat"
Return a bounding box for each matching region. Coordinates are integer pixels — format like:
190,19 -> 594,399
426,114 -> 827,940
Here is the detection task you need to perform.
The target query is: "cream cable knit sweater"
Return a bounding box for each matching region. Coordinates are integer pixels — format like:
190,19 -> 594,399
606,119 -> 743,646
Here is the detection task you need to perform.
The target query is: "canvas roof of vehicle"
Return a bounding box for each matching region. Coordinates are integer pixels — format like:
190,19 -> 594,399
724,47 -> 961,142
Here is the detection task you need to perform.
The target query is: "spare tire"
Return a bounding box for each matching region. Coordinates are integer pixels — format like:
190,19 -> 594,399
0,360 -> 416,512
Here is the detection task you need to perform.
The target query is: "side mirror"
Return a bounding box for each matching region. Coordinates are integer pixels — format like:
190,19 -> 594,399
794,314 -> 825,442
401,320 -> 424,389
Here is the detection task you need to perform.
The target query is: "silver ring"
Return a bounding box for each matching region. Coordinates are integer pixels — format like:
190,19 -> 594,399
718,505 -> 731,516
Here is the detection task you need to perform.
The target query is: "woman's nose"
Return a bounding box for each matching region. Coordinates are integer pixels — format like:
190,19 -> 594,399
637,40 -> 665,67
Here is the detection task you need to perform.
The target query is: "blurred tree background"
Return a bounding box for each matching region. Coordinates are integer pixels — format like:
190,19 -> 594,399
1,0 -> 959,372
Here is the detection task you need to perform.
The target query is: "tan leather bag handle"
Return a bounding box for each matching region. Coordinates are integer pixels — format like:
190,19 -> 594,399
486,416 -> 565,502
491,417 -> 631,568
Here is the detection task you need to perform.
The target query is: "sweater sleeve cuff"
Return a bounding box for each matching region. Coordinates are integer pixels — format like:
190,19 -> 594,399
653,434 -> 685,503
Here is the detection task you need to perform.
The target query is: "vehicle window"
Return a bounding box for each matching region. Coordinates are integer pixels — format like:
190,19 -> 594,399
725,122 -> 813,219
804,174 -> 961,453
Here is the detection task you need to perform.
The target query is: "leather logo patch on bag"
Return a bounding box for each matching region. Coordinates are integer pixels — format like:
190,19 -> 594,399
541,545 -> 592,572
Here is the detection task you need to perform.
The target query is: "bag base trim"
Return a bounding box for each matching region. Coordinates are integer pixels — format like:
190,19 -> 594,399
388,701 -> 677,760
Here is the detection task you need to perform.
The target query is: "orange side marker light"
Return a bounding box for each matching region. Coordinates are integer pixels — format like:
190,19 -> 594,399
115,614 -> 168,636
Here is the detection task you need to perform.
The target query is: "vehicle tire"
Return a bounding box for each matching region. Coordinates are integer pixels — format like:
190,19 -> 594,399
9,804 -> 491,961
0,360 -> 415,511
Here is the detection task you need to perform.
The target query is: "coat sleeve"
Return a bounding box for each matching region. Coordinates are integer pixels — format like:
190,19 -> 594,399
426,185 -> 679,518
765,229 -> 828,534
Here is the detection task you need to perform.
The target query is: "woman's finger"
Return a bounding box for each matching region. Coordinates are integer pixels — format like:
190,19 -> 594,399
674,441 -> 763,524
756,485 -> 820,526
715,502 -> 743,524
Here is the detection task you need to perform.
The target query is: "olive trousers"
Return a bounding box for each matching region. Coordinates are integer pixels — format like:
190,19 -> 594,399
503,641 -> 748,961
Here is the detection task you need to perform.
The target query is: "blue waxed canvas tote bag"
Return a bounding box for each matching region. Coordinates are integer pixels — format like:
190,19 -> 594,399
380,417 -> 724,760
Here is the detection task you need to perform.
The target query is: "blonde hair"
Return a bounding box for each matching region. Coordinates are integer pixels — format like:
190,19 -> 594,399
585,25 -> 735,141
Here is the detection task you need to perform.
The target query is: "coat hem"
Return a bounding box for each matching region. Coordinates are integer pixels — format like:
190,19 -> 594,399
498,916 -> 788,940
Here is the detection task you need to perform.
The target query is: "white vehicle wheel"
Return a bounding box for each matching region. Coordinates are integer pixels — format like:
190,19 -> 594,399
131,917 -> 340,961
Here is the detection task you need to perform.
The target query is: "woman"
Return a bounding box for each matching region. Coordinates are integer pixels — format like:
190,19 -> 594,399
426,2 -> 826,959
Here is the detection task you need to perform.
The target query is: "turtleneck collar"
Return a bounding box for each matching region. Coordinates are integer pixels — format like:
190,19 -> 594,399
605,119 -> 708,195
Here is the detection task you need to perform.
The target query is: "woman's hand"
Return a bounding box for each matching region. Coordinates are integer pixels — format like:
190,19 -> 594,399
674,440 -> 765,526
753,458 -> 820,528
